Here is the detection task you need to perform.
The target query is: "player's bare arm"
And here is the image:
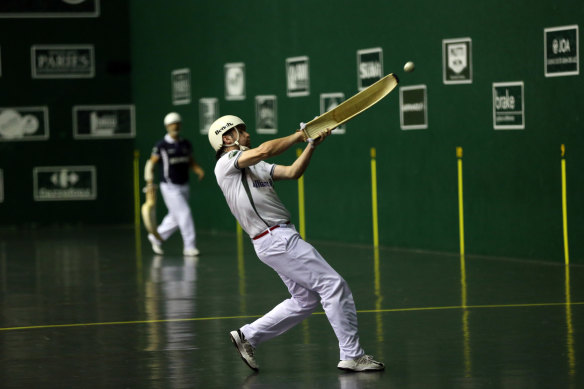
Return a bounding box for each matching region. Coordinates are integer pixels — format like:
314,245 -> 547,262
231,130 -> 305,169
273,128 -> 332,180
190,157 -> 205,181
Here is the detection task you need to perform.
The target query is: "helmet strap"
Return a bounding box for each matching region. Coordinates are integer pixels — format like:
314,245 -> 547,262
222,128 -> 246,150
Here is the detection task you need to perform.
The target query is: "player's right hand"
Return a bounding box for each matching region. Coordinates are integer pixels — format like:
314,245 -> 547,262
313,128 -> 332,147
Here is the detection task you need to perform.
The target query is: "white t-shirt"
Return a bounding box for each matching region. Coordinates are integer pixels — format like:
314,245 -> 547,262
215,149 -> 291,238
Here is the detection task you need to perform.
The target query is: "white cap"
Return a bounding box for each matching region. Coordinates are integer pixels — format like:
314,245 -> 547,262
163,112 -> 182,126
208,115 -> 246,151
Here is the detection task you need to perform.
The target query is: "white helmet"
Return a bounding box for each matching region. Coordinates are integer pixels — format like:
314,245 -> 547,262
163,112 -> 182,126
208,115 -> 246,151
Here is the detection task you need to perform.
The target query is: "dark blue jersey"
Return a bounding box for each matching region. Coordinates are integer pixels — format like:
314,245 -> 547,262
152,134 -> 192,185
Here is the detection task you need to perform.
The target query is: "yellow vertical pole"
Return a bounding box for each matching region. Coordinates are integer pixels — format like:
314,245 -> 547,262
561,144 -> 569,265
370,148 -> 379,249
134,150 -> 141,238
371,148 -> 383,357
296,148 -> 306,240
133,150 -> 143,284
457,147 -> 465,257
236,221 -> 246,314
457,146 -> 471,376
295,148 -> 310,341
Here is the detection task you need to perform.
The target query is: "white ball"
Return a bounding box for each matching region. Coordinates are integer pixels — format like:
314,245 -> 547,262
404,61 -> 415,73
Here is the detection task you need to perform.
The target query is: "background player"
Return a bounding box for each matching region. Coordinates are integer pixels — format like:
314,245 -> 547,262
144,112 -> 205,256
209,115 -> 384,372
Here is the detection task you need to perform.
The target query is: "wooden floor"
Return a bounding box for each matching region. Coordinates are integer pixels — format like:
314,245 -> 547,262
0,226 -> 582,388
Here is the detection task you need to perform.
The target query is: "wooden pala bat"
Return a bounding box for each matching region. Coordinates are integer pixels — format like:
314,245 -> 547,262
301,73 -> 399,139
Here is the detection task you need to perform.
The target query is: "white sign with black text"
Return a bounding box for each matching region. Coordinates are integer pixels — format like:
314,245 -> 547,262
172,68 -> 191,105
225,62 -> 246,101
286,56 -> 310,97
73,105 -> 135,139
357,47 -> 383,91
256,95 -> 277,134
544,25 -> 579,77
0,106 -> 49,141
199,98 -> 219,135
400,85 -> 428,130
31,44 -> 95,79
493,82 -> 525,130
33,166 -> 97,201
443,37 -> 472,84
320,93 -> 346,134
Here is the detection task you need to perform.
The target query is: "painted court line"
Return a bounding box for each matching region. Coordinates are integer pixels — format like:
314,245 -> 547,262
1,301 -> 582,332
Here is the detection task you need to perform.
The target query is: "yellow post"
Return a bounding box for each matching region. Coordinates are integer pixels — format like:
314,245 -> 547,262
236,221 -> 247,314
561,144 -> 569,265
370,148 -> 379,249
296,148 -> 306,240
457,146 -> 471,376
457,147 -> 465,257
133,150 -> 143,283
133,150 -> 141,236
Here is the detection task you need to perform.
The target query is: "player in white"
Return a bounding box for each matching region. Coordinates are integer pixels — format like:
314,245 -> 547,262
145,112 -> 205,256
209,115 -> 384,372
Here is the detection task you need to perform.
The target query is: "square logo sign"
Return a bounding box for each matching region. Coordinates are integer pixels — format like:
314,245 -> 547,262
545,25 -> 579,77
31,45 -> 94,79
172,68 -> 191,105
320,93 -> 346,134
493,82 -> 524,130
225,62 -> 245,100
199,98 -> 219,135
73,105 -> 135,139
256,95 -> 277,134
286,56 -> 309,97
400,85 -> 428,130
357,47 -> 383,91
33,166 -> 97,201
0,106 -> 49,141
443,38 -> 472,84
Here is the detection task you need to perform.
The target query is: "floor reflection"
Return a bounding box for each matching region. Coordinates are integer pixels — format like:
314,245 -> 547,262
460,254 -> 472,378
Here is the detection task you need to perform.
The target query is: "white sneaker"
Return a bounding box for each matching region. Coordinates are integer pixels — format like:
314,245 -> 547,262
337,354 -> 385,372
183,247 -> 200,256
148,234 -> 164,255
230,330 -> 259,371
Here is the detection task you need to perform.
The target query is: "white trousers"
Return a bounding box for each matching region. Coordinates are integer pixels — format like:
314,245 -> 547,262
156,182 -> 196,250
241,225 -> 364,360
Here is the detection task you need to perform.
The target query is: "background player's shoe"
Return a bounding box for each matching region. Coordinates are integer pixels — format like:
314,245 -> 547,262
230,330 -> 259,371
337,355 -> 385,372
148,234 -> 164,255
183,247 -> 200,256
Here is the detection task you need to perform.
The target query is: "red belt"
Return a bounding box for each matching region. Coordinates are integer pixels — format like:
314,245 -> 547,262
252,222 -> 290,240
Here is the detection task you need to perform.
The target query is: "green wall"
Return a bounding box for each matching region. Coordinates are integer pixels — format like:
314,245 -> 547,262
0,1 -> 133,225
130,0 -> 584,263
3,0 -> 576,263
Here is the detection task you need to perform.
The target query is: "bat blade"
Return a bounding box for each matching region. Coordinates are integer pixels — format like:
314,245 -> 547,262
141,186 -> 163,241
302,73 -> 399,139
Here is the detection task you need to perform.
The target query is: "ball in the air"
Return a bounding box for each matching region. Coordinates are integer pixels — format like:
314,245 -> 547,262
404,61 -> 415,72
